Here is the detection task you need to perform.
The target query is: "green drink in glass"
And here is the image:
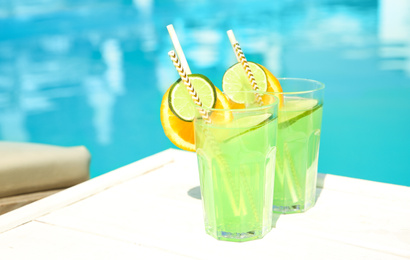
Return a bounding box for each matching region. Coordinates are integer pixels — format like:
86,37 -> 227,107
194,91 -> 278,242
272,78 -> 324,213
221,61 -> 325,214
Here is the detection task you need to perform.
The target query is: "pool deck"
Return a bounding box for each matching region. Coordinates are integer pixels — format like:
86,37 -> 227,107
0,148 -> 409,259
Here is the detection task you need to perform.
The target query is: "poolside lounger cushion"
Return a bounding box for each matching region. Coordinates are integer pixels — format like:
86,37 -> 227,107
0,189 -> 64,215
0,142 -> 90,198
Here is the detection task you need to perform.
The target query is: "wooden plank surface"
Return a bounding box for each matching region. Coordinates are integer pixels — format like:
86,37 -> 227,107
0,149 -> 409,259
0,221 -> 193,259
0,149 -> 176,233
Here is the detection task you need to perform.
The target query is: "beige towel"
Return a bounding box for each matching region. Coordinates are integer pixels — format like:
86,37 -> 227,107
0,142 -> 91,198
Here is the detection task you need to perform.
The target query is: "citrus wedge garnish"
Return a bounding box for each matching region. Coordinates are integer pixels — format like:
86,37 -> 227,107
169,74 -> 216,122
160,76 -> 232,152
258,64 -> 284,107
209,89 -> 234,124
222,61 -> 268,108
161,87 -> 195,151
223,113 -> 274,143
278,98 -> 320,129
222,62 -> 284,108
227,113 -> 273,129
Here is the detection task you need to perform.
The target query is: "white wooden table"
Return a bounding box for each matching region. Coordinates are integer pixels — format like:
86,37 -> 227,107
0,149 -> 409,259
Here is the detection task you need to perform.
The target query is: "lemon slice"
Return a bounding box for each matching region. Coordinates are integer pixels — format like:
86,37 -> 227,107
222,62 -> 268,104
169,74 -> 217,122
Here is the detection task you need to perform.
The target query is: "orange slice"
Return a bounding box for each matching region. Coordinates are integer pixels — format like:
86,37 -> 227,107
259,64 -> 284,107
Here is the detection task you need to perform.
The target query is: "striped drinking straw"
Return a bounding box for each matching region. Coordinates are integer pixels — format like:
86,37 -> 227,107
168,50 -> 211,124
227,30 -> 263,106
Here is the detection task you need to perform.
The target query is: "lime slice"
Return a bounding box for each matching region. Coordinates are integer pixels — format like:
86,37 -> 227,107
278,98 -> 320,127
168,74 -> 217,122
223,113 -> 274,143
222,62 -> 267,104
229,113 -> 272,128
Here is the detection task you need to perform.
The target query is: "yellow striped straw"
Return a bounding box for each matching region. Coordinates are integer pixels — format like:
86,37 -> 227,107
168,50 -> 211,123
227,30 -> 263,105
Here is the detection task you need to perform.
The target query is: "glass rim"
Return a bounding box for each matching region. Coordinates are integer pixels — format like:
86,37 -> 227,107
274,78 -> 325,95
195,90 -> 279,112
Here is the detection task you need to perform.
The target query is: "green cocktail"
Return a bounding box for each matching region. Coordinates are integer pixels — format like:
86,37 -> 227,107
194,91 -> 278,242
272,78 -> 324,213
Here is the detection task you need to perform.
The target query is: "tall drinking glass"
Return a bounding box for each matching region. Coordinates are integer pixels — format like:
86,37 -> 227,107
272,78 -> 324,214
194,91 -> 278,242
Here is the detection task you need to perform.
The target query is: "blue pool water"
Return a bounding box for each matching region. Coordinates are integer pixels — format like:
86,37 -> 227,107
0,0 -> 409,186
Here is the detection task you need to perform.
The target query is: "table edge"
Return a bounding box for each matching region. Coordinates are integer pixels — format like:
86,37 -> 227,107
0,148 -> 187,233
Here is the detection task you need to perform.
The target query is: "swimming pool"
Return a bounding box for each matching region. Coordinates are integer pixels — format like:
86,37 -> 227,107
1,0 -> 409,186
